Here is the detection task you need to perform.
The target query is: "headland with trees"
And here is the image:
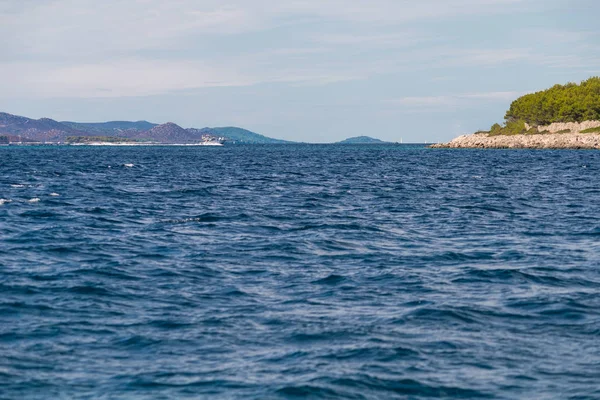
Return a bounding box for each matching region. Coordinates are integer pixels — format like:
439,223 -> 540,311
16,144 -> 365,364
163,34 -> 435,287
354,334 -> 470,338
433,77 -> 600,148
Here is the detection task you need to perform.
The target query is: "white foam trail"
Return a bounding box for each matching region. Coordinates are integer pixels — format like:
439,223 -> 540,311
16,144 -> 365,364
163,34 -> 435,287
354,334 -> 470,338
11,184 -> 25,188
0,199 -> 11,205
50,193 -> 60,197
28,198 -> 41,203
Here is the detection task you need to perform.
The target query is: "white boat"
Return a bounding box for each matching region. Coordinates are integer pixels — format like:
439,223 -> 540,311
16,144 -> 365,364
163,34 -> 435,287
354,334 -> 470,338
199,141 -> 224,146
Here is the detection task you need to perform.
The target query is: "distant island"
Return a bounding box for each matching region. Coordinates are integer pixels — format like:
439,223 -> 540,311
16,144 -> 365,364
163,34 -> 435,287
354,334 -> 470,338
0,112 -> 290,145
337,136 -> 387,144
0,111 -> 399,146
432,77 -> 600,149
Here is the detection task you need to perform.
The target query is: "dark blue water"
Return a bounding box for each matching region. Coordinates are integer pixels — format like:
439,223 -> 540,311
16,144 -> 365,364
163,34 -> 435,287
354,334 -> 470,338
1,144 -> 599,399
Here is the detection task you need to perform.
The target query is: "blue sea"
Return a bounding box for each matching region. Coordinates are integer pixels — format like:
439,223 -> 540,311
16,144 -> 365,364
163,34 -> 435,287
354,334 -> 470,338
1,144 -> 599,399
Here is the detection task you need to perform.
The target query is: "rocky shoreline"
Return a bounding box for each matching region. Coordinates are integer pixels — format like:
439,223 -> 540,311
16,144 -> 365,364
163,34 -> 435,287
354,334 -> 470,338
431,120 -> 600,149
430,132 -> 600,149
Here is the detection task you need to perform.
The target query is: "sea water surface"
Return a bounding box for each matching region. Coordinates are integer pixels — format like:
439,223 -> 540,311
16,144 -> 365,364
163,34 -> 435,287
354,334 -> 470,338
1,144 -> 599,399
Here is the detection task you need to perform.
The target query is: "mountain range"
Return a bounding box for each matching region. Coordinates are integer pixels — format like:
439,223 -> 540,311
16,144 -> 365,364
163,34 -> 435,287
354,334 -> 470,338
0,112 -> 391,144
0,112 -> 289,144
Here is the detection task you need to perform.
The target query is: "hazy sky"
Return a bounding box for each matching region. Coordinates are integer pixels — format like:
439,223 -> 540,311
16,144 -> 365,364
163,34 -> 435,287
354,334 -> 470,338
1,0 -> 599,142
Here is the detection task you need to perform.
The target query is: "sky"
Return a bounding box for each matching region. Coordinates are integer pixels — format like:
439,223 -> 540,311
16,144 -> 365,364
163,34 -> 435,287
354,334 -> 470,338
0,0 -> 599,143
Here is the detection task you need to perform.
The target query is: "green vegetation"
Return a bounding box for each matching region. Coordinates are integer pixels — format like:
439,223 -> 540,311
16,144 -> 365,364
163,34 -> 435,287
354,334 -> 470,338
209,127 -> 292,144
581,127 -> 600,133
62,120 -> 157,133
65,136 -> 138,143
482,77 -> 600,136
488,119 -> 534,136
505,77 -> 600,125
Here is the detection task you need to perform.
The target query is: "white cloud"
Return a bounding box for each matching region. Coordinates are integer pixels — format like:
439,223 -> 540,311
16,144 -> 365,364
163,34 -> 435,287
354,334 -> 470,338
0,0 -> 535,59
0,59 -> 366,98
392,91 -> 526,109
270,0 -> 531,24
0,0 -> 592,100
0,0 -> 260,59
441,49 -> 531,67
460,92 -> 527,101
0,60 -> 256,98
314,32 -> 428,48
518,27 -> 597,45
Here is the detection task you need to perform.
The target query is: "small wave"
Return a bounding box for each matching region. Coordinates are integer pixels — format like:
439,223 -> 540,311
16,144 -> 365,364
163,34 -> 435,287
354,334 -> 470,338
18,210 -> 60,218
276,385 -> 339,398
2,301 -> 54,312
114,335 -> 158,349
313,274 -> 346,285
149,320 -> 193,330
49,192 -> 60,197
0,366 -> 16,378
68,285 -> 113,296
28,198 -> 41,203
330,376 -> 492,397
124,163 -> 134,168
10,184 -> 25,188
0,198 -> 11,205
320,346 -> 419,361
166,217 -> 216,224
163,213 -> 234,224
407,307 -> 478,324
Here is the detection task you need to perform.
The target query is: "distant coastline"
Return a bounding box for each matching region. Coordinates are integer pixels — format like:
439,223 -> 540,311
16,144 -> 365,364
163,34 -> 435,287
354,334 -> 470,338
0,112 -> 286,145
0,111 -> 395,145
0,111 -> 392,145
68,142 -> 224,147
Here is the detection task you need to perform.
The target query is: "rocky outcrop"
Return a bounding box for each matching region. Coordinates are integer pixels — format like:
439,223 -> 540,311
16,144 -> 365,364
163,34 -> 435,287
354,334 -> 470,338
430,132 -> 600,149
529,120 -> 600,133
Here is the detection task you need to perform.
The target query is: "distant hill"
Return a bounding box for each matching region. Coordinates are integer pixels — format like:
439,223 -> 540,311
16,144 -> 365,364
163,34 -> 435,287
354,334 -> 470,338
65,121 -> 217,143
61,120 -> 157,135
207,127 -> 291,144
0,112 -> 289,144
337,136 -> 387,144
131,125 -> 289,144
134,122 -> 192,143
0,112 -> 84,142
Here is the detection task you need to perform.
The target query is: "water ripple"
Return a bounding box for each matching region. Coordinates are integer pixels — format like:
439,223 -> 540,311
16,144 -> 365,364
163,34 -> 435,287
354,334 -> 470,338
1,145 -> 600,398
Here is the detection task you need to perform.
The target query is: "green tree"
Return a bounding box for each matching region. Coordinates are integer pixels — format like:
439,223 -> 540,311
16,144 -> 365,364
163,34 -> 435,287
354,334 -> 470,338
505,77 -> 600,125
